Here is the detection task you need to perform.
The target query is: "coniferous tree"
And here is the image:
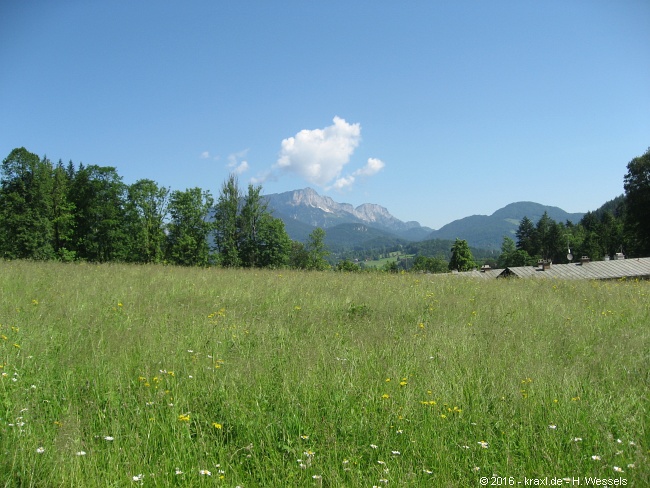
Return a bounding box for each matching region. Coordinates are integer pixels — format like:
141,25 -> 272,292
0,148 -> 55,260
238,183 -> 267,268
516,216 -> 536,257
623,148 -> 650,256
51,160 -> 76,260
448,238 -> 476,272
213,174 -> 241,267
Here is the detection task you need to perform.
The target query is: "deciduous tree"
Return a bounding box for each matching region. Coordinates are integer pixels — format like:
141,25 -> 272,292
166,188 -> 214,266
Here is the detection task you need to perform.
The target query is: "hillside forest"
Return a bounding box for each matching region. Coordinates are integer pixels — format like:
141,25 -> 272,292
1,147 -> 649,272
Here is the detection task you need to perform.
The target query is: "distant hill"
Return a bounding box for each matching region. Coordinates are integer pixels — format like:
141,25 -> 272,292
322,223 -> 406,252
427,202 -> 585,250
264,188 -> 433,242
263,189 -> 587,252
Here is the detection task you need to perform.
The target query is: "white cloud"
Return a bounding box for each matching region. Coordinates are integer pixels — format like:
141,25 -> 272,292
200,151 -> 210,159
330,175 -> 356,190
354,157 -> 385,177
326,158 -> 386,192
227,149 -> 250,175
275,116 -> 361,186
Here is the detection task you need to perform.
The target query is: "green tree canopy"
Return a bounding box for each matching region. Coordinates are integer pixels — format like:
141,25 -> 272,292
448,238 -> 476,272
0,148 -> 56,260
127,179 -> 169,263
213,174 -> 242,267
623,148 -> 650,256
304,228 -> 330,270
166,188 -> 214,266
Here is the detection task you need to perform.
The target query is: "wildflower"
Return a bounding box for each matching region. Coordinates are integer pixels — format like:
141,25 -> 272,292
478,441 -> 489,449
178,414 -> 190,422
396,429 -> 403,434
175,469 -> 183,475
423,469 -> 433,474
212,422 -> 222,429
199,469 -> 212,476
616,438 -> 622,444
627,464 -> 635,469
573,437 -> 582,442
300,434 -> 309,440
385,378 -> 391,382
36,447 -> 45,454
377,460 -> 385,465
473,466 -> 480,472
591,455 -> 601,461
132,474 -> 144,481
76,451 -> 87,456
312,475 -> 322,479
382,394 -> 390,399
391,450 -> 400,455
613,466 -> 624,473
461,445 -> 470,449
399,380 -> 407,386
370,444 -> 378,449
548,424 -> 557,429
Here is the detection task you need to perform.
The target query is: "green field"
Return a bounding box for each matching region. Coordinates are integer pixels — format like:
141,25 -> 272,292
362,252 -> 415,269
1,261 -> 648,486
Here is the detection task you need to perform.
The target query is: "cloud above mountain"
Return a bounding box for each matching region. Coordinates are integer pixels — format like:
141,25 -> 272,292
329,157 -> 385,190
252,116 -> 384,189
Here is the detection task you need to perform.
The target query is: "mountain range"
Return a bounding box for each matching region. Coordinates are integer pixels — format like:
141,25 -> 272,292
264,188 -> 586,251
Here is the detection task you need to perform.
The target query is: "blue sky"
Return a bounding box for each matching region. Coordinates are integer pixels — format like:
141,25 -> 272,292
1,1 -> 648,229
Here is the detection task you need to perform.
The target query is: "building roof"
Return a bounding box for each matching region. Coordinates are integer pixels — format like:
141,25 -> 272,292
457,268 -> 505,279
496,257 -> 650,280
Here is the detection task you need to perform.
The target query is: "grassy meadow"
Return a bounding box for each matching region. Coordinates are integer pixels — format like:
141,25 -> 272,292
0,261 -> 648,486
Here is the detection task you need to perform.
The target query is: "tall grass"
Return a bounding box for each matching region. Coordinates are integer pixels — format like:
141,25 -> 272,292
0,261 -> 647,486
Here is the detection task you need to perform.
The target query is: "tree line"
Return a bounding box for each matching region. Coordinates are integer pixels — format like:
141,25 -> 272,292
0,148 -> 330,270
2,146 -> 648,271
499,148 -> 649,267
